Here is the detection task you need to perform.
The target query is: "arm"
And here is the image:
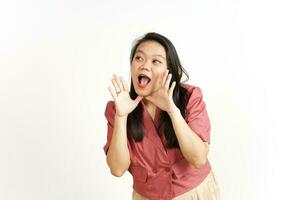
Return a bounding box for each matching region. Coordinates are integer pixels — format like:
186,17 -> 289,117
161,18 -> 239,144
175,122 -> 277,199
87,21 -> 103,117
143,71 -> 210,169
106,114 -> 130,177
168,108 -> 209,169
104,74 -> 142,177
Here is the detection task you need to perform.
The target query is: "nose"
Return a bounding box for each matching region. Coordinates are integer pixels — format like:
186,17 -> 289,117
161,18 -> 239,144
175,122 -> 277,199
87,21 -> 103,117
139,61 -> 151,71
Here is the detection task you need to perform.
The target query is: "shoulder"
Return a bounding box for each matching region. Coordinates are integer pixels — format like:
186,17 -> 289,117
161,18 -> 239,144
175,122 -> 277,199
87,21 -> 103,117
105,100 -> 115,111
180,83 -> 206,114
105,100 -> 115,108
104,101 -> 116,119
180,83 -> 203,99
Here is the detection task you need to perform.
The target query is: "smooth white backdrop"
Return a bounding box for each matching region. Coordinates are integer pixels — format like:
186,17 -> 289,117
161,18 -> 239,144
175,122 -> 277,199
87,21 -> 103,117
1,0 -> 299,199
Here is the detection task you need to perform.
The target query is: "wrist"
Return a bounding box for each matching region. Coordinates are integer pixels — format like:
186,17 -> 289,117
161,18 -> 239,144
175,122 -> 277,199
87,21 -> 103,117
167,106 -> 180,117
115,113 -> 128,120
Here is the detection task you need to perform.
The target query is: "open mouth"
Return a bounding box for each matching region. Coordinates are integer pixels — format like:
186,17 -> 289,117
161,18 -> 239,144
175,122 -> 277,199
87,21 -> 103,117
137,74 -> 151,88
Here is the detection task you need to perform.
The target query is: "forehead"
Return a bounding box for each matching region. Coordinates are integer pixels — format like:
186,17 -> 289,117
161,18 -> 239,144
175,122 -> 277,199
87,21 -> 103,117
135,41 -> 166,57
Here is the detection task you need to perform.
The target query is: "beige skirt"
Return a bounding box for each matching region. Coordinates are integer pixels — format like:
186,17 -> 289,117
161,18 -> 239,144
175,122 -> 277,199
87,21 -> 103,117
132,170 -> 220,200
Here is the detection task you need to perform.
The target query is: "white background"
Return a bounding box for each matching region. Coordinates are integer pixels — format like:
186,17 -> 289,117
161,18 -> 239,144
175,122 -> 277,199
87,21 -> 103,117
1,0 -> 299,199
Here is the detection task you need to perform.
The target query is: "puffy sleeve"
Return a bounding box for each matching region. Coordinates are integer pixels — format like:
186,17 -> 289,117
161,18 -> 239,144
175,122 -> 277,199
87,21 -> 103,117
103,101 -> 132,155
185,87 -> 211,143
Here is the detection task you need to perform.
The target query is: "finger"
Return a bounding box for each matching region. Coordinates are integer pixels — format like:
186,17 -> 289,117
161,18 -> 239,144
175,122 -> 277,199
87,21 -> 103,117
168,81 -> 176,96
108,86 -> 117,100
111,76 -> 121,93
113,74 -> 124,91
120,76 -> 129,91
117,75 -> 126,91
165,73 -> 172,89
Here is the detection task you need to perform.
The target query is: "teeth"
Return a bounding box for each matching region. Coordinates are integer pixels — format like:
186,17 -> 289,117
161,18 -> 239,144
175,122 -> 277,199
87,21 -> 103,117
138,74 -> 151,85
138,74 -> 149,82
138,75 -> 143,82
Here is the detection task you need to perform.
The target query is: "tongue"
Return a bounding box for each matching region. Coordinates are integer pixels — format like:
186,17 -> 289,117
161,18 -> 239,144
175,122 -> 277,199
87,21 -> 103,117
140,77 -> 150,87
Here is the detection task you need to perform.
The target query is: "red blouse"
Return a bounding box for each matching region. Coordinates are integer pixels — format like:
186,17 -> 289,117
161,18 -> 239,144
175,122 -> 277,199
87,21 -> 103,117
103,83 -> 212,200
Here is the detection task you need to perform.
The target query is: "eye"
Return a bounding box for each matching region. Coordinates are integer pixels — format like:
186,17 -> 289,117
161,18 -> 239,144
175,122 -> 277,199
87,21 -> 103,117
153,60 -> 162,64
135,56 -> 143,61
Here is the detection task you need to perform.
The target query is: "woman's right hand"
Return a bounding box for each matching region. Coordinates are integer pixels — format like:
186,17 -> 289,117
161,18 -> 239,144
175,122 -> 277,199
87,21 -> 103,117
108,74 -> 142,117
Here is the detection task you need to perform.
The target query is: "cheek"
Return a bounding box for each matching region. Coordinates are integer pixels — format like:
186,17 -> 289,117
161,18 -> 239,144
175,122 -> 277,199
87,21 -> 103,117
151,72 -> 164,88
130,63 -> 134,71
154,68 -> 167,79
130,65 -> 137,77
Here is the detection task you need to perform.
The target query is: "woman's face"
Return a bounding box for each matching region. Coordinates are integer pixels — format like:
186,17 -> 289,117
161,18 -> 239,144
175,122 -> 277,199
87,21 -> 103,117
131,41 -> 168,97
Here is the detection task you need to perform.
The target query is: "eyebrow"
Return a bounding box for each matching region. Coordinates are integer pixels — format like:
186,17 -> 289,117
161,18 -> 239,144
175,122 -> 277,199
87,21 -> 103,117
135,49 -> 166,60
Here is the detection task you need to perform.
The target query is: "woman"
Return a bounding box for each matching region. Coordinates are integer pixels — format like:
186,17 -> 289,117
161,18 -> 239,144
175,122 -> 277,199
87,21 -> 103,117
103,32 -> 220,200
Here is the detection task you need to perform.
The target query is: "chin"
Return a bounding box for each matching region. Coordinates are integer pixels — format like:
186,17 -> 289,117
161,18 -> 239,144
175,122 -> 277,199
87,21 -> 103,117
133,86 -> 151,97
135,90 -> 150,97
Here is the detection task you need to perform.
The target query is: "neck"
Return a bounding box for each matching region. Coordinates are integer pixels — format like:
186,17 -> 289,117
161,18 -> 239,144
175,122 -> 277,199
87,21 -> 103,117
142,98 -> 156,109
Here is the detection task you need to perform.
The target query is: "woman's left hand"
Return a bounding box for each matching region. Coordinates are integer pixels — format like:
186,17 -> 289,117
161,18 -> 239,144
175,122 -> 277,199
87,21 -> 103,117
145,70 -> 178,114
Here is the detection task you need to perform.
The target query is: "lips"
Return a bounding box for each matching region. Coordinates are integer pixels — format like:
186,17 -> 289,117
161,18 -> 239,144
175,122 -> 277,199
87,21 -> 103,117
137,74 -> 151,88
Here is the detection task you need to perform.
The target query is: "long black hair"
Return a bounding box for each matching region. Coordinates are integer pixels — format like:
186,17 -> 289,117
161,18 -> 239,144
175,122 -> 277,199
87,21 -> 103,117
127,32 -> 190,148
